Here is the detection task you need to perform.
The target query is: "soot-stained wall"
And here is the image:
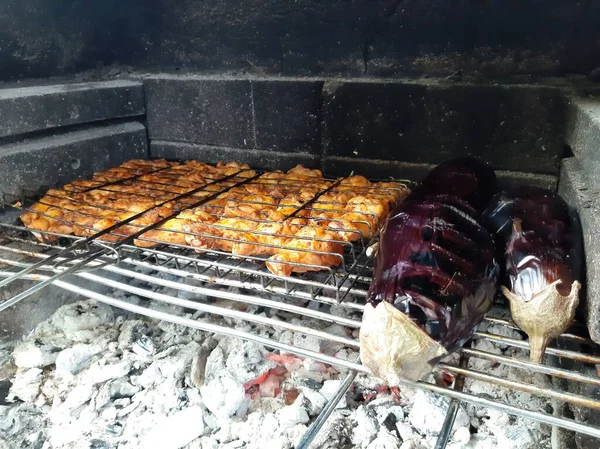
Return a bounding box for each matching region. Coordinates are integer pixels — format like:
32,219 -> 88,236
1,0 -> 600,82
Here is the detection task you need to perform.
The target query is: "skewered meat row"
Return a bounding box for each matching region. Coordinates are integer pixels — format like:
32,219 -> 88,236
20,160 -> 253,242
19,159 -> 410,277
138,168 -> 409,276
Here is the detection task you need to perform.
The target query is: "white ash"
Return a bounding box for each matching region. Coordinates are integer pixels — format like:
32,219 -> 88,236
0,283 -> 554,449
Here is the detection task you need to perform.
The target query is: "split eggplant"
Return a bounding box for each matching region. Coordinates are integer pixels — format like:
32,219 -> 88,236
360,157 -> 500,383
482,187 -> 583,363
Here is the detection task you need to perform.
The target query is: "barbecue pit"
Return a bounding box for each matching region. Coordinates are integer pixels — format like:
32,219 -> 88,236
2,3 -> 600,447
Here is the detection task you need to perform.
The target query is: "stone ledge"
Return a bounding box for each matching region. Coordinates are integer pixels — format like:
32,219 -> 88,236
150,140 -> 320,171
0,122 -> 147,194
0,80 -> 144,138
558,156 -> 600,345
565,97 -> 600,188
323,156 -> 558,189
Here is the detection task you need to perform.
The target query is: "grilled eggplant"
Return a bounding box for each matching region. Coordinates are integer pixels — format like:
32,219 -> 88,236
360,157 -> 500,383
482,187 -> 583,363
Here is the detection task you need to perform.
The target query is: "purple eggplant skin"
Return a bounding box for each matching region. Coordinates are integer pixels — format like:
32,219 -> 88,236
481,187 -> 584,363
482,186 -> 583,306
366,157 -> 500,355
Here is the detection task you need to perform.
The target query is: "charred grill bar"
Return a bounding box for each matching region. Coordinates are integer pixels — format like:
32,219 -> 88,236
1,75 -> 600,449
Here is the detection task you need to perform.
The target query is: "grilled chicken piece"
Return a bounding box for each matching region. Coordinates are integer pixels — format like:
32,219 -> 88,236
277,195 -> 308,217
337,175 -> 371,189
223,195 -> 278,220
266,226 -> 344,276
286,165 -> 323,179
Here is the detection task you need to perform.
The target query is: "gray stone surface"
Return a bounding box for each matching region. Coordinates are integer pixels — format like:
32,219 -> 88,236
558,157 -> 600,344
565,97 -> 600,188
252,80 -> 323,153
1,1 -> 599,81
324,156 -> 558,190
323,81 -> 567,174
0,80 -> 144,138
144,76 -> 253,148
0,122 -> 147,194
150,141 -> 320,172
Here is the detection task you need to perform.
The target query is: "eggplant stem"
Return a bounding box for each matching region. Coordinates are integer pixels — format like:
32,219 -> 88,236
528,334 -> 550,364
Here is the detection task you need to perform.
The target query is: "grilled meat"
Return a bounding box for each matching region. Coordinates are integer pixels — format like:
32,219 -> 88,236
21,160 -> 409,277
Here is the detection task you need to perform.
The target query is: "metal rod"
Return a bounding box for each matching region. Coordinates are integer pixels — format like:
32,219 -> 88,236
296,371 -> 357,449
474,332 -> 600,365
0,168 -> 247,290
0,249 -> 107,313
462,348 -> 600,387
0,170 -> 261,308
434,354 -> 469,449
283,176 -> 345,220
2,269 -> 600,439
439,363 -> 600,411
435,400 -> 460,449
0,270 -> 368,373
0,257 -> 359,348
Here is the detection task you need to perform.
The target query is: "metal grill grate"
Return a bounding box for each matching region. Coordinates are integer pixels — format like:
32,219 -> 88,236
1,163 -> 600,448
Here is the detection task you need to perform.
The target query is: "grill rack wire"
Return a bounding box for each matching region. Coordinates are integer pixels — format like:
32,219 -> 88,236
0,165 -> 599,448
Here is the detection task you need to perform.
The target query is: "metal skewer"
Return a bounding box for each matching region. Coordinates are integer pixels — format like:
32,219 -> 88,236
296,371 -> 357,449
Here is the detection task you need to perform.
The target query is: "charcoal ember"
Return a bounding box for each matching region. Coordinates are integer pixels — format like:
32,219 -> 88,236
494,425 -> 536,449
351,406 -> 380,448
189,344 -> 212,389
132,335 -> 156,357
362,156 -> 500,384
450,426 -> 471,445
275,400 -> 310,429
200,376 -> 249,418
319,380 -> 348,409
399,440 -> 427,449
408,390 -> 469,435
12,340 -> 60,369
83,361 -> 132,385
108,378 -> 139,399
225,341 -> 276,385
7,368 -> 43,403
51,301 -> 114,334
396,422 -> 418,442
482,186 -> 583,362
140,406 -> 207,449
366,429 -> 401,449
55,343 -> 105,375
118,320 -> 152,348
297,386 -> 327,416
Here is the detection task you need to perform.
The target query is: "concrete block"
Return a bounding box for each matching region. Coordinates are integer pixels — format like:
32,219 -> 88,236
565,97 -> 600,188
558,156 -> 600,344
150,140 -> 320,172
0,80 -> 144,138
323,80 -> 566,174
252,80 -> 323,153
0,122 -> 147,195
144,76 -> 253,148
